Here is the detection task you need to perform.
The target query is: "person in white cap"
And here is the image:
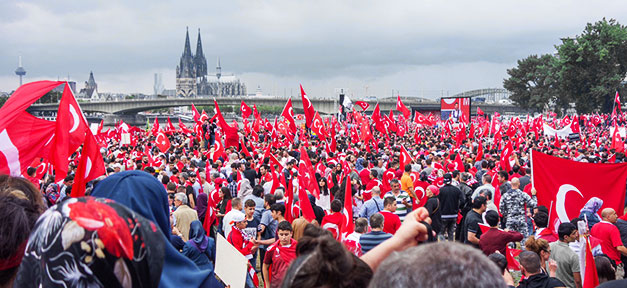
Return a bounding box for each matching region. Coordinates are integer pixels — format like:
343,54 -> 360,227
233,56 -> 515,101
227,210 -> 258,260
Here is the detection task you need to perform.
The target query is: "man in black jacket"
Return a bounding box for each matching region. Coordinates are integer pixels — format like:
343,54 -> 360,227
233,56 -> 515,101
438,173 -> 464,241
518,251 -> 566,288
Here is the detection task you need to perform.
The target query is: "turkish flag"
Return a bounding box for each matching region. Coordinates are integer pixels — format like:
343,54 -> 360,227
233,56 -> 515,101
297,161 -> 317,222
454,153 -> 465,172
155,130 -> 171,152
281,98 -> 296,133
611,124 -> 624,153
191,103 -> 201,123
0,111 -> 55,176
240,101 -> 252,119
396,95 -> 411,119
342,175 -> 354,238
477,107 -> 485,116
399,145 -> 412,168
211,131 -> 225,162
200,110 -> 209,122
311,112 -> 327,140
300,84 -> 316,128
151,117 -> 160,136
499,141 -> 513,172
372,104 -> 387,134
476,140 -> 484,162
583,236 -> 599,288
213,100 -> 239,148
355,101 -> 370,111
532,150 -> 627,230
52,84 -> 89,181
72,130 -> 105,197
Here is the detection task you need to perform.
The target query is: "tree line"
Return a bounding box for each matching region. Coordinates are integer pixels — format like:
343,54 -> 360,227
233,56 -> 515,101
504,18 -> 627,115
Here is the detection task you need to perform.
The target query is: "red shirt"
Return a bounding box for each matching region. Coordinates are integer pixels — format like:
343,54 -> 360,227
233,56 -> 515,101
264,239 -> 297,288
380,210 -> 401,235
227,226 -> 254,259
591,221 -> 624,264
359,169 -> 371,188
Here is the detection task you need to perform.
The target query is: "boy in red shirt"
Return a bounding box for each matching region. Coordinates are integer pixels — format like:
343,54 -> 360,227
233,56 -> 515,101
380,196 -> 401,235
263,221 -> 297,288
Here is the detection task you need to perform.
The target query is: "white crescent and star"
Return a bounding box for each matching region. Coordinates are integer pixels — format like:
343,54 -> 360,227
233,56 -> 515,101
556,184 -> 584,222
69,105 -> 80,133
0,129 -> 21,176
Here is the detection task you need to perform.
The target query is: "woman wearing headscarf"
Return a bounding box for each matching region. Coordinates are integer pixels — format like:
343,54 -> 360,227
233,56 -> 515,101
579,197 -> 603,229
196,193 -> 209,225
91,171 -> 222,288
15,197 -> 165,287
183,220 -> 216,271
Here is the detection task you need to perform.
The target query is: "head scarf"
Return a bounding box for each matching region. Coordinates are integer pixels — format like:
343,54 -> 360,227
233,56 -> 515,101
580,197 -> 604,214
188,220 -> 209,252
91,171 -> 216,288
15,197 -> 165,288
196,193 -> 208,222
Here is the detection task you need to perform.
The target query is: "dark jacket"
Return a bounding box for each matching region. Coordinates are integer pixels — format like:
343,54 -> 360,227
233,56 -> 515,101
438,184 -> 464,218
517,273 -> 565,288
424,197 -> 441,234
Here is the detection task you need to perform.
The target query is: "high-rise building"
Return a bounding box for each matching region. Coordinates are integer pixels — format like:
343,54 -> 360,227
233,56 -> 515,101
175,28 -> 246,98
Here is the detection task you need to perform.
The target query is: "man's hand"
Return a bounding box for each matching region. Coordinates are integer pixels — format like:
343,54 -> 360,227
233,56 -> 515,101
389,207 -> 431,251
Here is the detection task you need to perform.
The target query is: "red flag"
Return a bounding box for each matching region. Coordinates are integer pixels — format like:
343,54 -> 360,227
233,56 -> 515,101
583,236 -> 599,288
0,81 -> 63,129
399,145 -> 412,168
372,104 -> 388,134
611,125 -> 624,153
72,130 -> 105,197
311,112 -> 327,140
499,141 -> 513,172
151,117 -> 160,136
615,91 -> 622,115
253,104 -> 260,120
155,130 -> 171,152
200,110 -> 209,122
396,95 -> 411,119
52,84 -> 89,181
300,84 -> 316,128
476,141 -> 484,162
477,107 -> 485,116
240,139 -> 252,158
296,162 -> 317,222
166,117 -> 176,132
454,153 -> 465,172
354,101 -> 370,111
506,246 -> 522,271
240,101 -> 252,119
342,175 -> 354,238
281,98 -> 297,133
285,181 -> 297,223
0,112 -> 55,177
532,150 -> 627,230
191,103 -> 201,123
213,100 -> 239,148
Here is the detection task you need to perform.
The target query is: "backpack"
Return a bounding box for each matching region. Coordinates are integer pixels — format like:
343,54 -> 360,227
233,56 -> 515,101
45,183 -> 60,207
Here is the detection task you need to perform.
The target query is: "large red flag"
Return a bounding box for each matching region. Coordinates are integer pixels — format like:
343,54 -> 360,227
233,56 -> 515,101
155,130 -> 171,152
191,103 -> 201,123
296,162 -> 317,222
240,101 -> 252,119
299,147 -> 321,199
213,100 -> 239,148
396,95 -> 411,119
151,117 -> 160,136
399,145 -> 412,168
281,98 -> 297,133
499,141 -> 513,172
354,101 -> 370,111
300,84 -> 316,128
0,112 -> 55,177
532,150 -> 627,229
52,84 -> 89,181
611,124 -> 624,153
311,112 -> 327,140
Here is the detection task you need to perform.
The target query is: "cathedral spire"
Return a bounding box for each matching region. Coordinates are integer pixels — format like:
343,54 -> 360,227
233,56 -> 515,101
194,28 -> 207,78
216,57 -> 222,80
196,28 -> 204,59
183,26 -> 192,58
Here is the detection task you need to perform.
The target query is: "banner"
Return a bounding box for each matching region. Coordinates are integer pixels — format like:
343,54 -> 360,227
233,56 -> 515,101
543,123 -> 574,139
531,150 -> 627,229
440,97 -> 470,124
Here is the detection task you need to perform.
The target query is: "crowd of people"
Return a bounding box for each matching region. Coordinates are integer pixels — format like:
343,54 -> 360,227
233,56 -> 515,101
3,107 -> 627,288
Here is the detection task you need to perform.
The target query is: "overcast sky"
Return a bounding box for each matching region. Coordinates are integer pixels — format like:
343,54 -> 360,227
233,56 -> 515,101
1,0 -> 626,99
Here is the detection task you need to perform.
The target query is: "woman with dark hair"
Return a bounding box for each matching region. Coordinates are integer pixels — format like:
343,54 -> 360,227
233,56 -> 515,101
216,187 -> 232,235
315,176 -> 330,212
0,175 -> 46,288
15,197 -> 165,287
595,254 -> 617,284
196,193 -> 208,225
182,220 -> 216,271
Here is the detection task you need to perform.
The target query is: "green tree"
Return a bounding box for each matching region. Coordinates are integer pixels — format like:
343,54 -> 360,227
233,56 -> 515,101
554,18 -> 627,114
503,54 -> 557,112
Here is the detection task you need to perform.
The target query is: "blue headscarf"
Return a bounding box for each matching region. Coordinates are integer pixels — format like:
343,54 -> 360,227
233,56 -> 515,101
189,220 -> 210,252
92,171 -> 219,288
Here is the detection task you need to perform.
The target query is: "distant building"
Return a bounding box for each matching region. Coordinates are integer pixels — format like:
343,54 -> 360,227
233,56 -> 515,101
176,28 -> 246,98
52,81 -> 77,94
78,71 -> 99,100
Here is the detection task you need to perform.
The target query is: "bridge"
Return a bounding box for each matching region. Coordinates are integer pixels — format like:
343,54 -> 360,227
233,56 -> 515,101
29,96 -> 430,115
28,90 -> 527,119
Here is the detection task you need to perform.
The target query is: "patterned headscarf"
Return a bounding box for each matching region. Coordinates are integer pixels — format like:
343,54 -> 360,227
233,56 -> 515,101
15,197 -> 165,288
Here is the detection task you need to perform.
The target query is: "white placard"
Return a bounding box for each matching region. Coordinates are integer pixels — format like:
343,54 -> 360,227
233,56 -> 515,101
90,123 -> 99,135
215,233 -> 247,288
120,133 -> 131,145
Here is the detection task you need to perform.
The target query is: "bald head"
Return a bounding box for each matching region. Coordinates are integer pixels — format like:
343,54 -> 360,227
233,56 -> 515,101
601,208 -> 617,223
511,177 -> 520,189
